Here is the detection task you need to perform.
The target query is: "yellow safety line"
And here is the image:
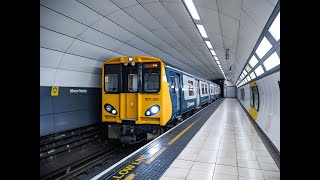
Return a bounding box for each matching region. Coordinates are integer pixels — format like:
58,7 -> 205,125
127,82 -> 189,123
145,147 -> 167,164
124,174 -> 135,180
167,120 -> 198,145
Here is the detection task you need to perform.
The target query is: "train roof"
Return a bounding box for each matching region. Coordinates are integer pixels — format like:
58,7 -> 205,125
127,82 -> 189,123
165,65 -> 219,86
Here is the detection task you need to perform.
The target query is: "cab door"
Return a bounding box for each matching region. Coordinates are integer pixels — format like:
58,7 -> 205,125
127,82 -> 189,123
122,65 -> 138,120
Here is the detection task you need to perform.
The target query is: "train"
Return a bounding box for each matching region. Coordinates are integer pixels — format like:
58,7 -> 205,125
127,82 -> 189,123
102,56 -> 221,144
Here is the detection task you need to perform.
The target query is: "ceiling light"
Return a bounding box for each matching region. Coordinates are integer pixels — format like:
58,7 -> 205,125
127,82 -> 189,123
250,72 -> 256,79
269,12 -> 280,41
214,56 -> 218,60
249,55 -> 259,67
205,41 -> 213,49
216,61 -> 220,65
255,65 -> 264,77
256,37 -> 272,59
243,70 -> 247,76
210,50 -> 216,56
197,24 -> 208,38
263,51 -> 280,71
183,0 -> 200,20
245,65 -> 251,72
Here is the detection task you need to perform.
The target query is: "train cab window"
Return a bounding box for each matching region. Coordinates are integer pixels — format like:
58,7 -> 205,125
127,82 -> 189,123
128,73 -> 138,92
105,74 -> 118,92
144,72 -> 160,92
143,63 -> 160,93
188,80 -> 194,96
104,64 -> 121,93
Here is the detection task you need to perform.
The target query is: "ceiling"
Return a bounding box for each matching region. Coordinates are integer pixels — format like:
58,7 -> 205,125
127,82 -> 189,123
40,0 -> 278,87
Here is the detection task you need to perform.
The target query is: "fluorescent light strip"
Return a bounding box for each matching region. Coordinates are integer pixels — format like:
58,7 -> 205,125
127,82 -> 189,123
183,0 -> 200,20
216,61 -> 220,65
197,24 -> 208,38
205,41 -> 213,49
210,50 -> 216,56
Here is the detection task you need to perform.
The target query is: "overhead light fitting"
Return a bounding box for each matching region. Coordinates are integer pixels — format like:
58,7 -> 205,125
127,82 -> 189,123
183,0 -> 200,20
196,24 -> 208,38
210,50 -> 216,56
205,41 -> 213,49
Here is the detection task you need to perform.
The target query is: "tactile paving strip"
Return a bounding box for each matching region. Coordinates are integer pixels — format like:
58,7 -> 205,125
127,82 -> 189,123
99,99 -> 224,180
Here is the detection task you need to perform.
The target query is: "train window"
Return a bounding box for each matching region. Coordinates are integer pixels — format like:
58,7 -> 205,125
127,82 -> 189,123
250,87 -> 254,107
188,80 -> 194,96
170,76 -> 175,94
205,84 -> 208,94
240,88 -> 245,100
144,72 -> 160,92
128,74 -> 138,92
253,86 -> 259,111
105,74 -> 118,92
143,63 -> 160,93
201,84 -> 204,94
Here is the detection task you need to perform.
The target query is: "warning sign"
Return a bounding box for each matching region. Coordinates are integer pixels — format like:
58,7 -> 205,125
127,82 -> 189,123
51,86 -> 59,96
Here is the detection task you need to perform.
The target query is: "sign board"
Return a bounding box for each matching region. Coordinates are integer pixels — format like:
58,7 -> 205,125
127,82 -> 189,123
51,86 -> 59,96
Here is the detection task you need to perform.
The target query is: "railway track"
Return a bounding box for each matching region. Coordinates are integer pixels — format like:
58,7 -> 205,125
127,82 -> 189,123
40,104 -> 210,180
40,124 -> 145,180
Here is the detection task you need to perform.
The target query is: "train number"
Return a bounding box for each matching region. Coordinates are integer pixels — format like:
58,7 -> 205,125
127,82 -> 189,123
145,98 -> 159,101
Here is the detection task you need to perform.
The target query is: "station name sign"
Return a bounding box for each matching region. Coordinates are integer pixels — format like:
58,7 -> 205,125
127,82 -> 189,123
70,88 -> 88,93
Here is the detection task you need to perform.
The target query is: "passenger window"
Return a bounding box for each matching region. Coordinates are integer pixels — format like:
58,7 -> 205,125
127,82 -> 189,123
170,76 -> 175,94
205,84 -> 208,94
201,84 -> 204,94
128,74 -> 138,92
188,80 -> 194,96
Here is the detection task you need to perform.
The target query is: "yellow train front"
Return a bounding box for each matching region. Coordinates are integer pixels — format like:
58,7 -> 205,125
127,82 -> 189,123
102,56 -> 173,144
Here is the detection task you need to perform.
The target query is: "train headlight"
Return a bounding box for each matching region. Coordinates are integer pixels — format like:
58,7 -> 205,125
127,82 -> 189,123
104,104 -> 117,115
106,105 -> 111,112
151,106 -> 159,114
145,105 -> 160,116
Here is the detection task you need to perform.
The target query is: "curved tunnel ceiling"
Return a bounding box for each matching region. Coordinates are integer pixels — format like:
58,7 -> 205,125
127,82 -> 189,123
40,0 -> 278,87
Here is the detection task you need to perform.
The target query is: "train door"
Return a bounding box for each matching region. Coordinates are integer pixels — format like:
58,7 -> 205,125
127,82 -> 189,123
175,73 -> 181,114
196,80 -> 200,107
169,72 -> 181,115
123,65 -> 138,120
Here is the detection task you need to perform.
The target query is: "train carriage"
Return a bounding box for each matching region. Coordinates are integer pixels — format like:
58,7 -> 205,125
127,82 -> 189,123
102,56 -> 220,144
